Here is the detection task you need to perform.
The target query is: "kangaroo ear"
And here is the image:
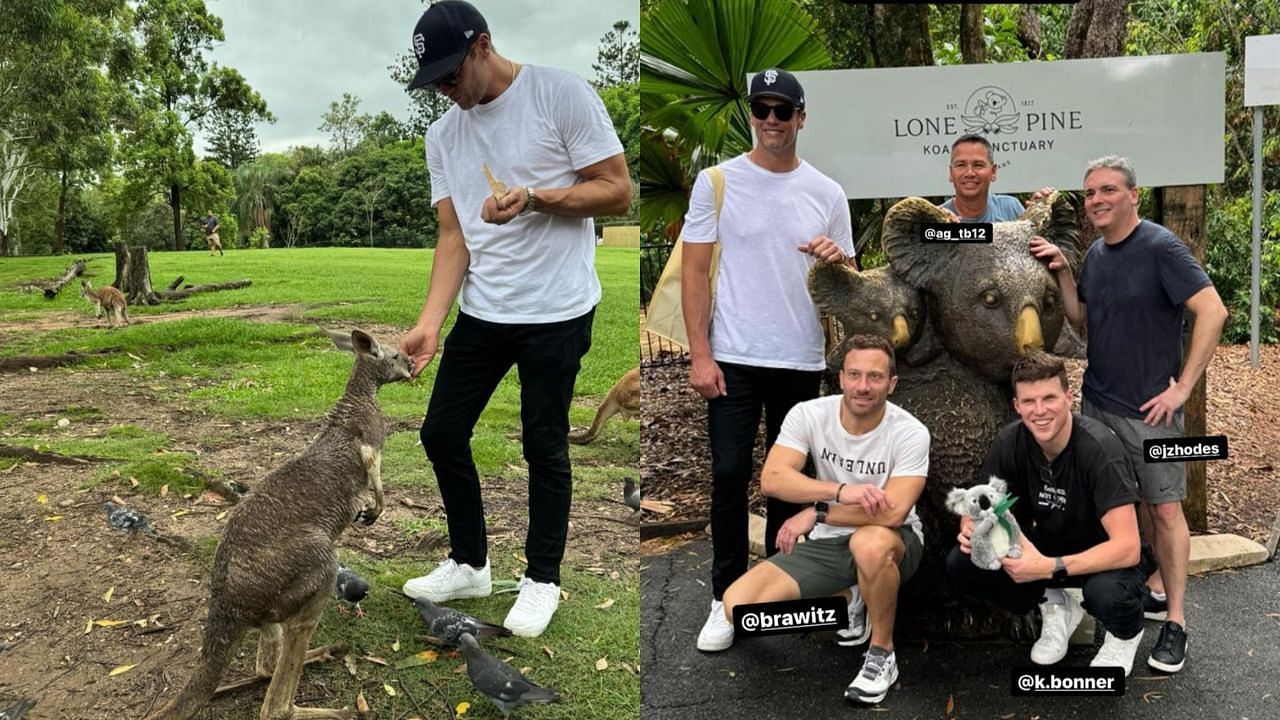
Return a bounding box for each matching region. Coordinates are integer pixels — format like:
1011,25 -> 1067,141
328,329 -> 354,352
349,329 -> 383,359
946,488 -> 968,515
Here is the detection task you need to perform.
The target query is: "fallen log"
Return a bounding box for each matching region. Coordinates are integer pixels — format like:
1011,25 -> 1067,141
0,443 -> 119,465
165,275 -> 185,291
42,259 -> 86,299
0,348 -> 118,373
156,279 -> 252,301
639,518 -> 709,540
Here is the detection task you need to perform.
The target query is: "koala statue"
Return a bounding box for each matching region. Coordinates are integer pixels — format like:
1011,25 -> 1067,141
947,476 -> 1023,571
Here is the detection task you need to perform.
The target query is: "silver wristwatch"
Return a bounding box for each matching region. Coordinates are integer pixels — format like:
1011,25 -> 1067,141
519,186 -> 537,216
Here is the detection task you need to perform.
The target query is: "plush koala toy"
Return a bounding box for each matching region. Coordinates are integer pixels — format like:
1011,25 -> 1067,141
947,476 -> 1023,571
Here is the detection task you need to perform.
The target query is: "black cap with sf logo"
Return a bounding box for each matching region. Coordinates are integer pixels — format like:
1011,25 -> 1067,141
747,68 -> 806,110
407,0 -> 489,91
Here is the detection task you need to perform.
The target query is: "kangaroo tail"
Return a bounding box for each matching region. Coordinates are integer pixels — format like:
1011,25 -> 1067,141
142,608 -> 245,720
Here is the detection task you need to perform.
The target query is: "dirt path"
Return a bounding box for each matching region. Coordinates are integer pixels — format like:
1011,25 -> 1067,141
0,304 -> 311,336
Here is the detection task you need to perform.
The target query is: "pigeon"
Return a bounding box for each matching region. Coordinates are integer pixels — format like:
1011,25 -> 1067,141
334,565 -> 369,617
102,501 -> 155,535
623,477 -> 640,513
0,697 -> 36,720
412,597 -> 511,646
459,632 -> 561,719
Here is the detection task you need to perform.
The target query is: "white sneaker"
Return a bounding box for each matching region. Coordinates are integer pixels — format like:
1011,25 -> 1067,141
845,646 -> 898,704
503,576 -> 560,637
402,558 -> 492,602
1091,629 -> 1144,676
835,588 -> 871,647
1031,592 -> 1084,665
696,600 -> 734,652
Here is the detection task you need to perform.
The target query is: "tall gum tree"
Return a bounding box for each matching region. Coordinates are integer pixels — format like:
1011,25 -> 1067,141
120,0 -> 271,250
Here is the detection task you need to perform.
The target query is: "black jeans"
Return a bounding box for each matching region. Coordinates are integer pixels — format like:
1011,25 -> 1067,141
420,309 -> 594,586
944,544 -> 1156,640
708,361 -> 822,600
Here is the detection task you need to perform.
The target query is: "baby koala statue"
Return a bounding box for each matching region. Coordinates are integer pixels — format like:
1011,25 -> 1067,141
947,476 -> 1023,571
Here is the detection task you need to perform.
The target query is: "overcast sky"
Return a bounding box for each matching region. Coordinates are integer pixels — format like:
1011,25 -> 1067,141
195,0 -> 638,155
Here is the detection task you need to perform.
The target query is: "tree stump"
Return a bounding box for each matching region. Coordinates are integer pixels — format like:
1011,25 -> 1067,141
124,245 -> 160,306
113,242 -> 128,289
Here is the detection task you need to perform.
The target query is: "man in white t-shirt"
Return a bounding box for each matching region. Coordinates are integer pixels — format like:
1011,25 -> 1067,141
397,1 -> 631,639
715,334 -> 930,705
682,68 -> 855,653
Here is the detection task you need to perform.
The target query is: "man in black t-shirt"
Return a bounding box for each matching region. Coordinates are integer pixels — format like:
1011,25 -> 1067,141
946,352 -> 1151,676
1028,156 -> 1227,674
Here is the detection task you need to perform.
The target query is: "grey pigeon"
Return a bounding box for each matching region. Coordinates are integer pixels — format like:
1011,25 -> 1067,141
459,632 -> 561,719
0,698 -> 36,720
334,565 -> 369,616
412,597 -> 511,646
103,501 -> 155,535
623,477 -> 640,513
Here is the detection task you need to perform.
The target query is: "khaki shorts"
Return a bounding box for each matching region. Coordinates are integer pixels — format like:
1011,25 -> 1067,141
765,526 -> 924,599
1083,397 -> 1186,504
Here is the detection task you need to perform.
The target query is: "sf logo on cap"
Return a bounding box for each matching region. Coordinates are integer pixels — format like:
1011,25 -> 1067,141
413,33 -> 425,58
764,69 -> 778,85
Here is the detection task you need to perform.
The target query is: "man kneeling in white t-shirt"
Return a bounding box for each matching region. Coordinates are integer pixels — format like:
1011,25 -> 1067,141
717,334 -> 931,705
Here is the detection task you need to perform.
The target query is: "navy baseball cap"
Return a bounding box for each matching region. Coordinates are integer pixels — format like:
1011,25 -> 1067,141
407,1 -> 489,91
747,68 -> 805,110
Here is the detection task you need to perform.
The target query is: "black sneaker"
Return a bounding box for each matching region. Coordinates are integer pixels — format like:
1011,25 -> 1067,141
1147,621 -> 1187,673
1143,588 -> 1168,621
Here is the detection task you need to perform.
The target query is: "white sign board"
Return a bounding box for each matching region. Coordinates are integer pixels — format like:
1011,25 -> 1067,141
789,54 -> 1224,199
1245,34 -> 1280,106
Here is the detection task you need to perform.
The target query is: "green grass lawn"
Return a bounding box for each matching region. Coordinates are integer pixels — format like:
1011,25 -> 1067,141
0,247 -> 639,719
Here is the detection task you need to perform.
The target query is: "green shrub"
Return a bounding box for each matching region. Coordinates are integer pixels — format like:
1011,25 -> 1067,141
1205,191 -> 1280,344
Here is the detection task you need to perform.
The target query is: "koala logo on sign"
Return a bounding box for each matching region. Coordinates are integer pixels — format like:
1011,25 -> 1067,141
763,69 -> 778,85
413,33 -> 425,58
962,86 -> 1019,135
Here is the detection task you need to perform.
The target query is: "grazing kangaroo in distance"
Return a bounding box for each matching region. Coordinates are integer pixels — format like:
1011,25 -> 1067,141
568,366 -> 640,445
143,329 -> 413,720
80,280 -> 129,328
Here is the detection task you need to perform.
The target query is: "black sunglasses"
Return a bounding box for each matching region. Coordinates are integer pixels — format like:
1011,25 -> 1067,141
749,101 -> 797,122
429,53 -> 468,91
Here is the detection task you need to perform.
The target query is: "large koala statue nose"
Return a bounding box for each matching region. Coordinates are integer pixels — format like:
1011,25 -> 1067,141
1016,305 -> 1044,354
979,495 -> 991,511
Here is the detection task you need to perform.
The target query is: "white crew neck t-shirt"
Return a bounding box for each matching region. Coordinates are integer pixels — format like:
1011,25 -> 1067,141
774,396 -> 931,543
426,64 -> 624,323
681,154 -> 852,371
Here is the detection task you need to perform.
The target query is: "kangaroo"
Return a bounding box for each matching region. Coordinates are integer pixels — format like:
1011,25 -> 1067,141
568,366 -> 640,445
143,329 -> 413,720
80,280 -> 129,328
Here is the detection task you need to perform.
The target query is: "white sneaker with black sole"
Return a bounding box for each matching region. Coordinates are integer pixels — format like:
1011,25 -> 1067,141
845,645 -> 898,704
